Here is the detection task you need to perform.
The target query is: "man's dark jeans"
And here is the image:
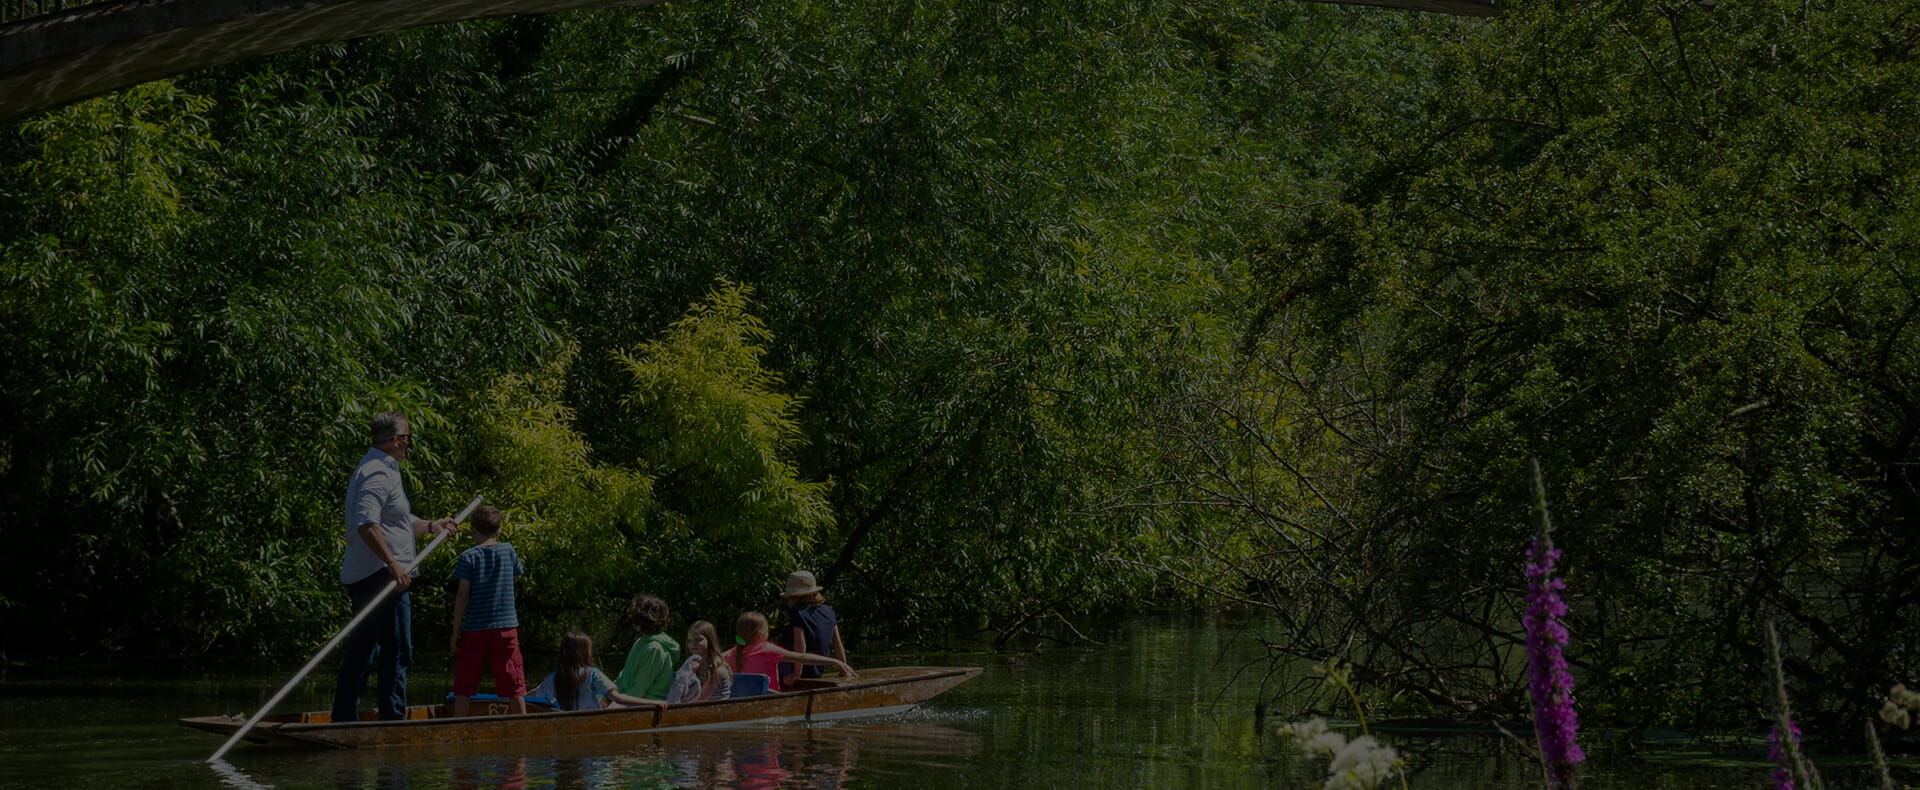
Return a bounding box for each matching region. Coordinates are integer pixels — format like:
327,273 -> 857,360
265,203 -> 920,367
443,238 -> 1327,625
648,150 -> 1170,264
331,568 -> 412,722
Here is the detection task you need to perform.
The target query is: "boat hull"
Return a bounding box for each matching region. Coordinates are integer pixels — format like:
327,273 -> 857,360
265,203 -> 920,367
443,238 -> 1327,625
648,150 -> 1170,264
182,666 -> 980,750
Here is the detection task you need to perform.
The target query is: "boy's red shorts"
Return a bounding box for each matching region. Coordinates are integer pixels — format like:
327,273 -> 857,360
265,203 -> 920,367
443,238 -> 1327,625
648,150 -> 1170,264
453,627 -> 527,697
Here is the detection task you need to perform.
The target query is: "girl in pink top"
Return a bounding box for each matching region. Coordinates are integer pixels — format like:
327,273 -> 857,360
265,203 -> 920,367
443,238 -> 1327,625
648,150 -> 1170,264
724,611 -> 856,691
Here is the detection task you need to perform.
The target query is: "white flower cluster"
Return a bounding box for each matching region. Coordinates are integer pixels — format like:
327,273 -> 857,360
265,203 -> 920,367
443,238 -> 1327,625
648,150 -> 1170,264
1277,718 -> 1404,790
1881,683 -> 1920,729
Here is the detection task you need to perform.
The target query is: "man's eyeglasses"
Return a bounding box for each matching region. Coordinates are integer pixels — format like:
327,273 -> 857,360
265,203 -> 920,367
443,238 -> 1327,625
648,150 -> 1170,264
394,433 -> 412,441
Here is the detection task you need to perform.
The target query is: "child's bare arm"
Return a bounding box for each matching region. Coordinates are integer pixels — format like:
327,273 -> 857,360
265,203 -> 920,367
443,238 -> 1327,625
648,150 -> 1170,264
774,645 -> 858,679
449,579 -> 472,652
783,626 -> 809,685
605,689 -> 668,710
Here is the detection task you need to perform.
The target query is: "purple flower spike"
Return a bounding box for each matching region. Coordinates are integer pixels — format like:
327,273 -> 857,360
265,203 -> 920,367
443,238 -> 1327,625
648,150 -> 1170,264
1768,719 -> 1800,790
1525,536 -> 1585,788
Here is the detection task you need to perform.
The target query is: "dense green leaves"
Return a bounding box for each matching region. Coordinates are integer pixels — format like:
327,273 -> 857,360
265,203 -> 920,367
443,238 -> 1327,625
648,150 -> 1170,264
1205,0 -> 1920,730
3,0 -> 1328,656
8,0 -> 1910,738
613,281 -> 832,553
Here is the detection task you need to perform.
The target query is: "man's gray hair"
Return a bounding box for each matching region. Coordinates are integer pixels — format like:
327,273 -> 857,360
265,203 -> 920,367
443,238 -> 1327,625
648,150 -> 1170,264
370,411 -> 408,445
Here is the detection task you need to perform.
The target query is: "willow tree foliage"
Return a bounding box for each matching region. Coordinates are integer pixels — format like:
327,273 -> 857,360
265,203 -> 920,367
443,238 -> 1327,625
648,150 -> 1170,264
612,281 -> 832,553
16,0 -> 1907,738
3,0 -> 1347,655
334,0 -> 1323,635
0,64 -> 587,653
1174,0 -> 1920,731
448,283 -> 828,626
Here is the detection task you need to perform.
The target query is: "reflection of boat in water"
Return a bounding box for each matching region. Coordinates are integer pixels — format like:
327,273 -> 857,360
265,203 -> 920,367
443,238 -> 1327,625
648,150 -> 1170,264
295,721 -> 987,790
219,708 -> 989,790
648,720 -> 986,790
181,666 -> 981,750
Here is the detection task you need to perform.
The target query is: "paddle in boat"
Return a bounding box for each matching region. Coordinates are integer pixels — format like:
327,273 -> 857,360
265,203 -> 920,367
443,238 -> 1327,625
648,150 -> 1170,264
182,665 -> 981,750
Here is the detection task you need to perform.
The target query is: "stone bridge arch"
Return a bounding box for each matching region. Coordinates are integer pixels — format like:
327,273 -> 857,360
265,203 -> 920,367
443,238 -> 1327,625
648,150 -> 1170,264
1,0 -> 1494,126
0,0 -> 666,124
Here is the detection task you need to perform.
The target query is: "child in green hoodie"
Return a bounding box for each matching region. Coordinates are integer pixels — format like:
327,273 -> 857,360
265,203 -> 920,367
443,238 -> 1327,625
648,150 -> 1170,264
614,593 -> 680,699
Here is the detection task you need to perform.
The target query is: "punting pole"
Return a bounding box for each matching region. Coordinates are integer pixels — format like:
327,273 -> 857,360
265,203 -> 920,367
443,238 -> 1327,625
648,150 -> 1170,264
207,494 -> 483,763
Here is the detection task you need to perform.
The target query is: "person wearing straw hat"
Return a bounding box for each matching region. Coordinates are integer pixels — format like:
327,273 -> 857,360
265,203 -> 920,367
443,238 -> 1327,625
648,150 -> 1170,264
778,570 -> 849,687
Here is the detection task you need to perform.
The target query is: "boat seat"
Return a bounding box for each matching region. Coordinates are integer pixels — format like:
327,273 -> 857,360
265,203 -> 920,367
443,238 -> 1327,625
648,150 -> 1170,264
731,673 -> 772,698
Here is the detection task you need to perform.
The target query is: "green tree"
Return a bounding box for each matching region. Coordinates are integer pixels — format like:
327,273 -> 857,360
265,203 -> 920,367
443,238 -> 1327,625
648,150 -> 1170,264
1214,0 -> 1920,730
3,0 -> 1405,659
613,280 -> 833,558
0,62 -> 582,654
452,282 -> 833,623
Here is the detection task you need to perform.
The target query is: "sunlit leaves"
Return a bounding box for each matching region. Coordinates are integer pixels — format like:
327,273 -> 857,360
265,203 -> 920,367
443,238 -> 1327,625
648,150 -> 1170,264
463,341 -> 654,614
0,53 -> 585,654
614,280 -> 832,556
2,0 -> 1462,657
17,81 -> 215,249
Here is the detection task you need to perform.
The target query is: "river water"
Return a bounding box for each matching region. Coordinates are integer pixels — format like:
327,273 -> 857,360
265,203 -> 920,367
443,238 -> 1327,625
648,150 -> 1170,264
0,613 -> 1860,788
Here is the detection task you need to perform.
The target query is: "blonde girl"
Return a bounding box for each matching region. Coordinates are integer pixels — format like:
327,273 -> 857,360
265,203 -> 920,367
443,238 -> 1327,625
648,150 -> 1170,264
667,620 -> 733,702
723,611 -> 856,693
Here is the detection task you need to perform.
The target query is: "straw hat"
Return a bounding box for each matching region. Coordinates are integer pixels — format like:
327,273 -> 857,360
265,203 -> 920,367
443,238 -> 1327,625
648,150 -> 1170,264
783,570 -> 824,597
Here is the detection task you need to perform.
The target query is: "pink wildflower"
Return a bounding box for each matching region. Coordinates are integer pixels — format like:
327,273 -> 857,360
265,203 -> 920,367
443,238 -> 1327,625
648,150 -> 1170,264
1525,536 -> 1584,788
1767,719 -> 1800,790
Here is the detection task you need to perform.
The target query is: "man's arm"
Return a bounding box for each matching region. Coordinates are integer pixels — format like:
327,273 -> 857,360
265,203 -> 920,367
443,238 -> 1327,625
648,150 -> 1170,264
410,516 -> 457,535
357,521 -> 411,592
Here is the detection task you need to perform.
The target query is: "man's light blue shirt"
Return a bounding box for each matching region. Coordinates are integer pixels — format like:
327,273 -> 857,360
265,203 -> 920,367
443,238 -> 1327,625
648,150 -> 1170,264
341,447 -> 418,584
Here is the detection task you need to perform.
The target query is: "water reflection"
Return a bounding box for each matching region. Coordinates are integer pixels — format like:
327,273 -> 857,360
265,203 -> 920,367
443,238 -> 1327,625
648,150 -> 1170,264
281,720 -> 978,790
330,763 -> 415,790
449,756 -> 526,790
3,614 -> 1819,788
209,758 -> 275,790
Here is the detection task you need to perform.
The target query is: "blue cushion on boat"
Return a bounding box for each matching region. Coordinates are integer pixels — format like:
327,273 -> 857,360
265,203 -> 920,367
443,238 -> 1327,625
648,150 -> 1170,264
731,673 -> 771,698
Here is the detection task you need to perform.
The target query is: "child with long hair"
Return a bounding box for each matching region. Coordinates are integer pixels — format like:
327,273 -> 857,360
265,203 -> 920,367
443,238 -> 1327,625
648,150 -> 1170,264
724,611 -> 856,693
666,620 -> 733,703
532,631 -> 668,711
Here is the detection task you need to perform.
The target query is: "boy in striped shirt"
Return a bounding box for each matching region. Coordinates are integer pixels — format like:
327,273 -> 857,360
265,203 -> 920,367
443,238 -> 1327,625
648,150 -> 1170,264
448,506 -> 527,716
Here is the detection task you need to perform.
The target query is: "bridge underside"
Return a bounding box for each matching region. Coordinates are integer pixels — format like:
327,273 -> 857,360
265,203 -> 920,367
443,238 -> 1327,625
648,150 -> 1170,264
0,0 -> 1495,126
0,0 -> 665,125
1308,0 -> 1499,15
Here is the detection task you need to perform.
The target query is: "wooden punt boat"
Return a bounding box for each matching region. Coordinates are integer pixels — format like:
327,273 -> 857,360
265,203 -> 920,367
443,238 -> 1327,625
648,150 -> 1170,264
181,666 -> 981,750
